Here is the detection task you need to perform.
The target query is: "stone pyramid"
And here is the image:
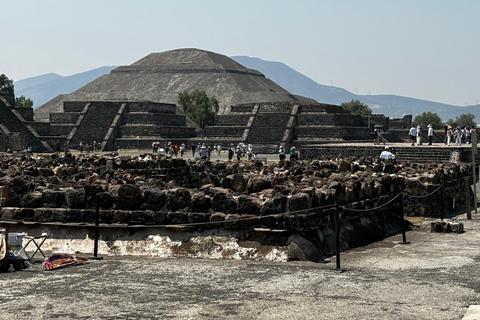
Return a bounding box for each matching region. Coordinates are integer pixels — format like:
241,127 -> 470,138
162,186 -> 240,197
35,48 -> 315,121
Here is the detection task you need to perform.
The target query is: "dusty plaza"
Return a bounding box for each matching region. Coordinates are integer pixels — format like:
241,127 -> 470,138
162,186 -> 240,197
0,209 -> 479,319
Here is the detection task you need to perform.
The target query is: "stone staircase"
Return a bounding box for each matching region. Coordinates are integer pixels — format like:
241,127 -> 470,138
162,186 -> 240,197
0,95 -> 52,152
301,144 -> 476,163
48,101 -> 197,151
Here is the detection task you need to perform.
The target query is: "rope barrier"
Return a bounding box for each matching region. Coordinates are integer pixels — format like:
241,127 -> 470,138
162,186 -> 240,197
340,192 -> 402,212
405,183 -> 444,199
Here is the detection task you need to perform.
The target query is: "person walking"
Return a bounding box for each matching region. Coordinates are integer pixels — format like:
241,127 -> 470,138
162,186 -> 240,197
409,125 -> 417,146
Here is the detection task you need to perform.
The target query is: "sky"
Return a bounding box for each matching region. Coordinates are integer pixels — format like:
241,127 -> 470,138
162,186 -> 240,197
1,0 -> 479,106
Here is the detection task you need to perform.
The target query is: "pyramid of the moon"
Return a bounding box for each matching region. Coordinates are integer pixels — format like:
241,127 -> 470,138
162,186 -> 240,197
34,48 -> 316,121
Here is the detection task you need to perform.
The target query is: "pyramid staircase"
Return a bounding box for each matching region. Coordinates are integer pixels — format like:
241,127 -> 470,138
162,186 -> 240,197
0,95 -> 53,152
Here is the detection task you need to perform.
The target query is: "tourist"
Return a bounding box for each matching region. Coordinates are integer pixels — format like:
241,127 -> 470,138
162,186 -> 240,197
180,143 -> 185,157
409,125 -> 417,146
447,126 -> 453,145
416,125 -> 422,145
236,146 -> 242,161
470,127 -> 476,144
79,141 -> 84,153
427,124 -> 434,145
465,127 -> 471,144
379,146 -> 395,160
199,144 -> 208,160
379,128 -> 386,145
290,145 -> 297,161
217,144 -> 222,156
373,129 -> 379,145
228,143 -> 234,160
279,146 -> 285,161
455,127 -> 462,146
191,143 -> 196,157
443,125 -> 448,145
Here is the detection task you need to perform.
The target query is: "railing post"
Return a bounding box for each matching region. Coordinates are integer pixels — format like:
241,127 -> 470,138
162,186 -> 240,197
335,203 -> 342,270
90,193 -> 103,260
398,193 -> 410,245
466,177 -> 472,219
440,185 -> 444,221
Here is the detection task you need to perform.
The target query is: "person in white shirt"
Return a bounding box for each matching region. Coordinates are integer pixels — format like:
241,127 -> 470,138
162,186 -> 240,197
380,147 -> 395,160
408,125 -> 417,146
427,124 -> 434,145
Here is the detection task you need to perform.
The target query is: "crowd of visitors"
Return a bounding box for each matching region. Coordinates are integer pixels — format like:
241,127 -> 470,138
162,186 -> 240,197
408,124 -> 476,147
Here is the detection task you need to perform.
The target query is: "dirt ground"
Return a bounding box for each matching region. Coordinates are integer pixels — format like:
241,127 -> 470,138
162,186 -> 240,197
1,210 -> 480,319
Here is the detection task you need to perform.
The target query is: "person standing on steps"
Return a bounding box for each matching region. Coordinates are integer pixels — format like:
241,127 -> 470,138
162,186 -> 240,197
428,124 -> 434,145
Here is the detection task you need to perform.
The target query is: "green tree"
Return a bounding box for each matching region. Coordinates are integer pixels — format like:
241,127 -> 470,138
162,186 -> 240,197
0,74 -> 14,94
340,99 -> 372,116
413,111 -> 443,129
15,95 -> 33,108
454,113 -> 477,128
178,89 -> 219,129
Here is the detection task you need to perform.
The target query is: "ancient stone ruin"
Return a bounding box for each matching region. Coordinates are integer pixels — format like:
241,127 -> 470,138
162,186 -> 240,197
0,152 -> 474,261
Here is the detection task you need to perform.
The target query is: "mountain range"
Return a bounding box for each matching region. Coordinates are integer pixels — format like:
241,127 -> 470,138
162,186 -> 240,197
13,57 -> 478,121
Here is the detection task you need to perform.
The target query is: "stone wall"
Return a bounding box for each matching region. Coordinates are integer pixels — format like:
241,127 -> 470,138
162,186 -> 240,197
50,112 -> 80,123
0,152 -> 474,258
204,126 -> 245,137
0,132 -> 25,150
295,127 -> 371,140
126,102 -> 177,114
296,113 -> 364,127
257,103 -> 293,113
15,108 -> 34,121
216,115 -> 251,125
63,101 -> 88,112
230,105 -> 255,113
121,113 -> 187,126
49,124 -> 74,136
368,115 -> 390,131
298,104 -> 348,113
29,122 -> 50,136
390,115 -> 412,130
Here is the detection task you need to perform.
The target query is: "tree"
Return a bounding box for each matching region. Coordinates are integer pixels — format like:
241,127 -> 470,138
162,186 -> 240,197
0,74 -> 14,94
413,111 -> 443,129
340,99 -> 372,116
15,95 -> 33,108
454,113 -> 477,128
178,89 -> 219,129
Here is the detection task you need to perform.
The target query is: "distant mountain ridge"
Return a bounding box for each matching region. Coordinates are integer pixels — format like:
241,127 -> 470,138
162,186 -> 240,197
231,56 -> 479,121
14,57 -> 478,122
14,66 -> 117,108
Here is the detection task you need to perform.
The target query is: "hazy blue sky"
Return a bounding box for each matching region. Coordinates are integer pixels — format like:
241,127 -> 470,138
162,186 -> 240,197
2,0 -> 479,106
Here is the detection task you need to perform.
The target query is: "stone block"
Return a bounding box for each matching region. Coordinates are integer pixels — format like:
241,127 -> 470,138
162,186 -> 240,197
430,220 -> 464,233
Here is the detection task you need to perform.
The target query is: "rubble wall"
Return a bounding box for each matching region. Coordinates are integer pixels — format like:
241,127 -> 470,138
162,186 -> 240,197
0,153 -> 474,259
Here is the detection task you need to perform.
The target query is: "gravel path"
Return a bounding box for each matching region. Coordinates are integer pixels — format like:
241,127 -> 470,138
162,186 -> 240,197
2,211 -> 480,319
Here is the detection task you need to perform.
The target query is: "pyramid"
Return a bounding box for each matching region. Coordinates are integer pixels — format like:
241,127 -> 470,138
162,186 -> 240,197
35,48 -> 315,121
